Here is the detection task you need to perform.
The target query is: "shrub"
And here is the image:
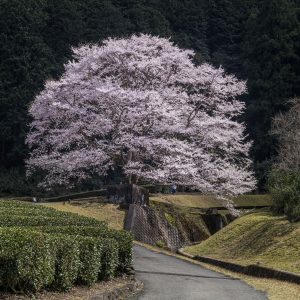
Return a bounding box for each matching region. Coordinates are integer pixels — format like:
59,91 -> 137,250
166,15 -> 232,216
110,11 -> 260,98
0,200 -> 132,294
164,212 -> 176,226
99,238 -> 118,280
0,168 -> 37,196
155,240 -> 167,248
29,225 -> 109,237
77,236 -> 102,286
30,226 -> 133,271
0,201 -> 105,226
268,169 -> 300,221
0,228 -> 56,293
0,214 -> 104,227
107,229 -> 133,271
51,235 -> 80,291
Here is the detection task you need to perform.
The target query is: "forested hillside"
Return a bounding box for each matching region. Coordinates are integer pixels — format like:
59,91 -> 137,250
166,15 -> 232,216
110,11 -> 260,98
0,0 -> 299,193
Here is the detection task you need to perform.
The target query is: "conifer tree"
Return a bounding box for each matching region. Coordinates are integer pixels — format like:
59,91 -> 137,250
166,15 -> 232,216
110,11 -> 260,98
0,0 -> 55,167
243,0 -> 300,187
206,0 -> 255,75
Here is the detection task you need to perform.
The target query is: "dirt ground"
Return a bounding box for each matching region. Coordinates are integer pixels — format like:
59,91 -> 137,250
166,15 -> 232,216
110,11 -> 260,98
0,276 -> 141,300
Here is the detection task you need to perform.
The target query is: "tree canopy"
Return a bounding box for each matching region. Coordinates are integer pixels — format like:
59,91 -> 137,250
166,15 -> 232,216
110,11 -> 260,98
27,35 -> 255,198
0,0 -> 299,193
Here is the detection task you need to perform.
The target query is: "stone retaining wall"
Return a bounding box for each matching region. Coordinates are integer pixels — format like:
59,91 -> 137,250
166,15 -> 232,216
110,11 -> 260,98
125,204 -> 188,251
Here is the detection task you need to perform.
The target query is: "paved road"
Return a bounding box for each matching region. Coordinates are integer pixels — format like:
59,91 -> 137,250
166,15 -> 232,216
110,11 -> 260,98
132,245 -> 267,300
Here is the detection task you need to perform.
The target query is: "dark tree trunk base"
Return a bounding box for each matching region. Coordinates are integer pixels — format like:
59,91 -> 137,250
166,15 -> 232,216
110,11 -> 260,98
107,184 -> 149,208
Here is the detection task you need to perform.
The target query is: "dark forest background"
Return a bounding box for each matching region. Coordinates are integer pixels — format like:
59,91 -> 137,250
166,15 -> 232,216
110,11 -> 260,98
0,0 -> 299,195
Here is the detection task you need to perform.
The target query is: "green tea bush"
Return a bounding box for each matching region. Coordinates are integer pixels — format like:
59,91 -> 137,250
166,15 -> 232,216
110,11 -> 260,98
29,225 -> 109,236
99,238 -> 118,280
77,236 -> 102,286
0,200 -> 41,208
0,214 -> 103,227
51,235 -> 80,291
268,169 -> 300,221
30,226 -> 132,271
41,231 -> 119,281
0,228 -> 56,293
0,200 -> 133,294
107,229 -> 133,271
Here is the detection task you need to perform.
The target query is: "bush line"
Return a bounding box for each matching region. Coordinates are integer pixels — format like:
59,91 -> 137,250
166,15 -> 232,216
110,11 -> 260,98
0,200 -> 133,294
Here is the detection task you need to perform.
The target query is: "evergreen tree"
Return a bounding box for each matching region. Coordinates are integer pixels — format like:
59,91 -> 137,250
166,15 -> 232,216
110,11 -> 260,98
79,0 -> 131,42
124,5 -> 171,37
150,0 -> 209,62
206,0 -> 256,76
243,0 -> 300,188
42,0 -> 84,76
0,0 -> 55,168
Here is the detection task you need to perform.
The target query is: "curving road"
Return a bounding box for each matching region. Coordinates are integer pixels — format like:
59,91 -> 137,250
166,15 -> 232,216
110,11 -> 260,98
132,245 -> 267,300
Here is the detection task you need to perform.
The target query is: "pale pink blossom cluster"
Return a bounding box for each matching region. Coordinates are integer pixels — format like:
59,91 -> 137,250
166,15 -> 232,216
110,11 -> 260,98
27,34 -> 256,198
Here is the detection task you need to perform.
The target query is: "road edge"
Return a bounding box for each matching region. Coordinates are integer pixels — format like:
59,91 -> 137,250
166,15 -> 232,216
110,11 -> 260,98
178,248 -> 300,285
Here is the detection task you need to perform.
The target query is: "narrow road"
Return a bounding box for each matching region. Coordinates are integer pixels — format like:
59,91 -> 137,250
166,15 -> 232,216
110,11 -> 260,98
132,245 -> 267,300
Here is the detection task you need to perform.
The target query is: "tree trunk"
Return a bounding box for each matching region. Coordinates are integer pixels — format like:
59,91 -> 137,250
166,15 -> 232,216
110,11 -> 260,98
127,150 -> 133,184
107,184 -> 149,208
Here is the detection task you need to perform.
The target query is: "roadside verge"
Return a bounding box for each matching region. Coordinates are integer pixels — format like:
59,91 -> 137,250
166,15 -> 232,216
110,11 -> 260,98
178,248 -> 300,285
0,275 -> 143,300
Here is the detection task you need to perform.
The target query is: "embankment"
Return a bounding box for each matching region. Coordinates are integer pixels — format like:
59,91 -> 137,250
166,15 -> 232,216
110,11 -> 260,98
185,210 -> 300,275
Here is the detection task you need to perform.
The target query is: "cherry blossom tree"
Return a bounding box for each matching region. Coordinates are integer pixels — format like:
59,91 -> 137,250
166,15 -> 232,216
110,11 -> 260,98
27,34 -> 256,200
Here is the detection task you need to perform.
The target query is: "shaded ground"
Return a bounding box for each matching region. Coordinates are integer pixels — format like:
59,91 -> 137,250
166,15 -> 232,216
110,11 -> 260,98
132,245 -> 267,300
185,210 -> 300,274
0,276 -> 138,300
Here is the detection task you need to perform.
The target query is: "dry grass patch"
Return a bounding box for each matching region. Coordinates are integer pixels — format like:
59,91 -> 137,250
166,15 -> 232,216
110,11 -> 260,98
43,200 -> 126,230
0,276 -> 138,300
196,262 -> 300,300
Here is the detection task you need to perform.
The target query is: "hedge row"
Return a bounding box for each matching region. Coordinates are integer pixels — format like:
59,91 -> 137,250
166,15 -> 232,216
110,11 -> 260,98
0,200 -> 44,208
28,226 -> 133,271
0,201 -> 106,227
0,200 -> 103,217
0,228 -> 55,293
0,200 -> 133,294
0,228 -> 120,293
0,215 -> 105,227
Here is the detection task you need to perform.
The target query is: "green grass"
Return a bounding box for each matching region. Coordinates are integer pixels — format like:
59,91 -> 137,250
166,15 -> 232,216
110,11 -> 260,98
184,210 -> 300,274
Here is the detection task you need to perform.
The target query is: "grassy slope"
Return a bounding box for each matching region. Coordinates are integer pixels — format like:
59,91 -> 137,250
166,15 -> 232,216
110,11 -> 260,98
43,201 -> 126,230
150,193 -> 272,208
185,210 -> 300,274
